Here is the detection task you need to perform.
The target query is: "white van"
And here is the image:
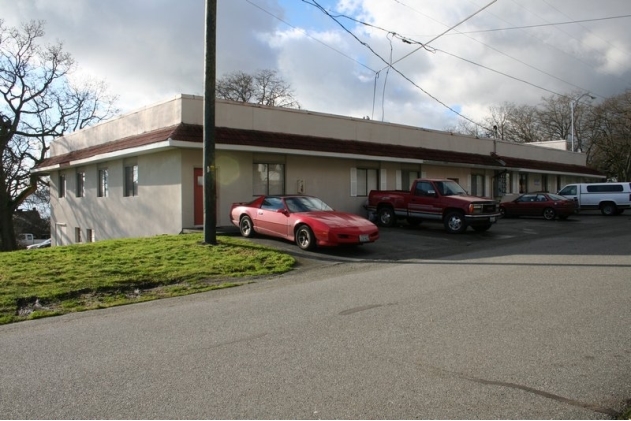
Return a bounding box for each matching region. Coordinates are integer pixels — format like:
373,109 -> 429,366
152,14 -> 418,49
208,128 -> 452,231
558,182 -> 631,215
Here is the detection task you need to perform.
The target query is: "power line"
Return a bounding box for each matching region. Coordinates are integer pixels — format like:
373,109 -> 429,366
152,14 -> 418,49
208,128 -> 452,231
456,13 -> 631,34
305,0 -> 493,132
386,0 -> 601,98
244,0 -> 377,73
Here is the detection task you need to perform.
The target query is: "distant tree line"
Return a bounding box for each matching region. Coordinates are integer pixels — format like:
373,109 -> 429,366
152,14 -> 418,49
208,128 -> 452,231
448,90 -> 631,182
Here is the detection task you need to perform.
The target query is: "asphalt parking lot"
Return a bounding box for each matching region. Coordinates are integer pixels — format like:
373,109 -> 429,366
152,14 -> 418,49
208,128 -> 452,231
220,210 -> 625,263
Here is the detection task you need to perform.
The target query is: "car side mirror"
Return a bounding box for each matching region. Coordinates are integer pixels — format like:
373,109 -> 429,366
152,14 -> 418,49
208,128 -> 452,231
277,208 -> 290,216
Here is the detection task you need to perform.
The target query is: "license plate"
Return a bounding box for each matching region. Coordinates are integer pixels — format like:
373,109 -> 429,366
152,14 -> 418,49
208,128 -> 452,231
490,217 -> 496,223
359,235 -> 370,242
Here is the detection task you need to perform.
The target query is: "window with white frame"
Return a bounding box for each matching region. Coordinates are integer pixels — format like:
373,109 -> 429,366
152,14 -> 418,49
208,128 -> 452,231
58,173 -> 66,198
253,163 -> 285,195
124,163 -> 138,197
98,168 -> 109,197
87,229 -> 95,242
351,168 -> 379,197
471,174 -> 485,197
75,227 -> 82,243
76,169 -> 85,198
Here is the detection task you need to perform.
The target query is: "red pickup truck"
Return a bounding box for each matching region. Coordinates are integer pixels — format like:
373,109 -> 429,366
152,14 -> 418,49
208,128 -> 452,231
366,178 -> 501,233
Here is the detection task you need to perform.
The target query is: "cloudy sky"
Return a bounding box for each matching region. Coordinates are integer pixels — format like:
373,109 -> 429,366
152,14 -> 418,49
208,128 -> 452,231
2,0 -> 630,132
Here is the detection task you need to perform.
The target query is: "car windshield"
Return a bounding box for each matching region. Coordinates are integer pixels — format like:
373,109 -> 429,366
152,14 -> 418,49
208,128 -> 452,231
284,196 -> 333,212
435,180 -> 467,196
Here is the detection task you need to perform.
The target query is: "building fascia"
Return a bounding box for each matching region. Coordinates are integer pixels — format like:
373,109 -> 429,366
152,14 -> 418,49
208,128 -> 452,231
33,140 -> 175,173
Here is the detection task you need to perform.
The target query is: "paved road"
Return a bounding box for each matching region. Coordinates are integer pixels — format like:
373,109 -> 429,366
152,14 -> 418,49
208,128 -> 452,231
1,214 -> 630,419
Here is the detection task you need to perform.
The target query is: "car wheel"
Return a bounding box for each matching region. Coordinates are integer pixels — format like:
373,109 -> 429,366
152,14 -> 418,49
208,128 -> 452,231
499,206 -> 506,218
600,202 -> 617,216
377,206 -> 396,227
239,216 -> 255,238
444,211 -> 467,234
543,207 -> 556,220
295,225 -> 316,251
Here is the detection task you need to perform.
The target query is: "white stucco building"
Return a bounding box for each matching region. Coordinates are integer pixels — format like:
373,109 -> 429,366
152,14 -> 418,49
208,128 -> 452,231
34,94 -> 603,246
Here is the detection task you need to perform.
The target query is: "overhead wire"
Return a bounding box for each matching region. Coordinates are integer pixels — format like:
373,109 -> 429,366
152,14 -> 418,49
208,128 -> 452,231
539,0 -> 630,75
387,0 -> 603,100
244,0 -> 377,74
304,0 -> 493,131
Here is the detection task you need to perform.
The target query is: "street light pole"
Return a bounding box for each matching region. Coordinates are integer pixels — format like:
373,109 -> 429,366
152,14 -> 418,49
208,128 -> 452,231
570,93 -> 595,153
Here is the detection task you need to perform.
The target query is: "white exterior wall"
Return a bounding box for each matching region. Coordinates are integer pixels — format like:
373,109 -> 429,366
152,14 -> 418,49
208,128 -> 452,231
50,150 -> 184,244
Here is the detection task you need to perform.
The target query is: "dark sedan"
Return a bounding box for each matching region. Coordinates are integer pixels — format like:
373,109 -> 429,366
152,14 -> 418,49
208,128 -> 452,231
500,192 -> 577,220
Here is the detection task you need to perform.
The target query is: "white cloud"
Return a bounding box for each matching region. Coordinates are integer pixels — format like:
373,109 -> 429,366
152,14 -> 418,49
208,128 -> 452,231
2,0 -> 630,131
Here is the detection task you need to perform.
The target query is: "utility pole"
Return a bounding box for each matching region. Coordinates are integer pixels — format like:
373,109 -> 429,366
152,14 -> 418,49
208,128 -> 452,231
203,0 -> 217,245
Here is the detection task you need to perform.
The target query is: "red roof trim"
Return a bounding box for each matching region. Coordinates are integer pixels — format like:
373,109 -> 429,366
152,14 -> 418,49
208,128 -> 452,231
36,123 -> 603,177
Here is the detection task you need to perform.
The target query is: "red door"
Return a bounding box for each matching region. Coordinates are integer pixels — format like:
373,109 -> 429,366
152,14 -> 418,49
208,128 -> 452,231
194,168 -> 204,226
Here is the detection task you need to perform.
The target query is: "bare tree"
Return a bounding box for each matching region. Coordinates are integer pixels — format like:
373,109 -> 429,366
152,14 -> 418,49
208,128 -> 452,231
588,90 -> 631,181
482,102 -> 544,143
0,20 -> 118,251
216,69 -> 300,108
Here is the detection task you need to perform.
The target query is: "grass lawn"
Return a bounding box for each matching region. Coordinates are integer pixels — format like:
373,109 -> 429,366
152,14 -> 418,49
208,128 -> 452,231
0,233 -> 295,325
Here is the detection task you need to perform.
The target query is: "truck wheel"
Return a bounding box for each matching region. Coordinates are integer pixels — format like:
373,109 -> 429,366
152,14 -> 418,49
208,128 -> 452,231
377,207 -> 396,227
295,225 -> 316,251
600,202 -> 617,216
239,216 -> 255,238
444,211 -> 467,234
543,207 -> 556,220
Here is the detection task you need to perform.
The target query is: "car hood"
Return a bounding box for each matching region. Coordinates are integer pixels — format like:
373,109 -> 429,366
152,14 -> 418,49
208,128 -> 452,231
301,211 -> 374,227
444,195 -> 495,204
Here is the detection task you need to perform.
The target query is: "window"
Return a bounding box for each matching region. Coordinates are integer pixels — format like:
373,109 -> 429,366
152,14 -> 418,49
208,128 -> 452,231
519,173 -> 528,193
253,164 -> 285,195
559,185 -> 577,195
98,169 -> 109,197
87,229 -> 95,242
124,164 -> 138,197
58,173 -> 66,198
402,171 -> 420,190
586,184 -> 624,193
76,170 -> 85,198
75,227 -> 82,243
414,181 -> 434,196
355,168 -> 378,197
541,174 -> 549,192
261,197 -> 284,211
471,174 -> 485,197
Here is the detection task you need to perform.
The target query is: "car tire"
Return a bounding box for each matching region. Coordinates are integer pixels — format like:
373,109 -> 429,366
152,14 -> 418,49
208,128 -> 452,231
601,202 -> 617,216
543,207 -> 556,220
295,225 -> 316,251
377,206 -> 396,227
239,216 -> 255,238
499,206 -> 506,218
444,211 -> 467,234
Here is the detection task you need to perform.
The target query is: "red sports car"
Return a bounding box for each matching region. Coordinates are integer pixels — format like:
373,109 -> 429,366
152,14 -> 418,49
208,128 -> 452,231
230,195 -> 379,250
500,192 -> 578,220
